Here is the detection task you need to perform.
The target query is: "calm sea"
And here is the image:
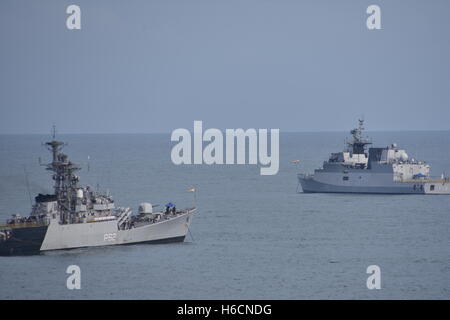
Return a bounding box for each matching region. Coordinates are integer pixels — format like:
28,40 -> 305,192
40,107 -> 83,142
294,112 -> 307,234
0,131 -> 449,299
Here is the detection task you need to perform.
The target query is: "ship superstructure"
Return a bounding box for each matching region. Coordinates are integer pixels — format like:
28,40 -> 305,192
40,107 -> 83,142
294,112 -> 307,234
298,120 -> 450,194
0,129 -> 195,255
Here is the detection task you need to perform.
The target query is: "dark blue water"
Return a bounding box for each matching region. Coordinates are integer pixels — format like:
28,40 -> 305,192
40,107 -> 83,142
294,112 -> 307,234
0,132 -> 449,299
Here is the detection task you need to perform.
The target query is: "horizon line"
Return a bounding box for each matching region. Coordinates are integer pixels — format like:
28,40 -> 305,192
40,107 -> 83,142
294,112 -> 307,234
1,128 -> 450,135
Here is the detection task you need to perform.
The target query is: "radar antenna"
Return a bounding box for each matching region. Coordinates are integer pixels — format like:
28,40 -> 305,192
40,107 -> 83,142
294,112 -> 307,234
51,124 -> 57,140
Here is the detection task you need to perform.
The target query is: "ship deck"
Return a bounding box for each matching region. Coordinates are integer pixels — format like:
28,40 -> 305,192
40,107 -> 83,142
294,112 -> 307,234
397,178 -> 450,183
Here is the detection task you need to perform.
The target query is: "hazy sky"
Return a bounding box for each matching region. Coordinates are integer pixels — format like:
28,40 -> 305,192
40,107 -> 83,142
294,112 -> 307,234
1,0 -> 449,133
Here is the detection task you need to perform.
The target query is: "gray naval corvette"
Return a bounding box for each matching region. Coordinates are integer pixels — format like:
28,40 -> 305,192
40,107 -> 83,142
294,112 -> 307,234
298,119 -> 450,194
0,133 -> 196,255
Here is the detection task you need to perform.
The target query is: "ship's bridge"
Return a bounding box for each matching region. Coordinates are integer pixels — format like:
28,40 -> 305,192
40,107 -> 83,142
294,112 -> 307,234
328,151 -> 368,168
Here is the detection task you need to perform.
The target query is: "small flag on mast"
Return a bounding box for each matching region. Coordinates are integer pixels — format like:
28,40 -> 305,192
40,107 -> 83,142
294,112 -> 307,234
187,187 -> 196,192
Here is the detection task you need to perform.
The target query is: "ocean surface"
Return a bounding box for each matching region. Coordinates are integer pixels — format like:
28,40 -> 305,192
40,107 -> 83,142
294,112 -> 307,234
0,131 -> 449,299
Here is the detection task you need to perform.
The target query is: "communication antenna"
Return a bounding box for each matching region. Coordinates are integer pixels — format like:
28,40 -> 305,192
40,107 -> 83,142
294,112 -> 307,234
23,166 -> 33,207
51,124 -> 57,139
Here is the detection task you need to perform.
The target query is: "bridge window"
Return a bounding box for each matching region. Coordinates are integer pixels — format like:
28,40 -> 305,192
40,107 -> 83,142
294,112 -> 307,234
430,185 -> 435,191
343,176 -> 349,181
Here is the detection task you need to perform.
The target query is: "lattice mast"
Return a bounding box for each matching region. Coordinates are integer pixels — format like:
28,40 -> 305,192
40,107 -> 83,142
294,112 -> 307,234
45,126 -> 81,223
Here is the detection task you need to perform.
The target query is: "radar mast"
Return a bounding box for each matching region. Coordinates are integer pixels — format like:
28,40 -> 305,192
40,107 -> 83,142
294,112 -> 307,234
347,119 -> 372,154
44,126 -> 80,223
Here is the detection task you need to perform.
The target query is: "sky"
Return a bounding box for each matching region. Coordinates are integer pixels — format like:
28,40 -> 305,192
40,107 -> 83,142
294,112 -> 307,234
0,0 -> 449,134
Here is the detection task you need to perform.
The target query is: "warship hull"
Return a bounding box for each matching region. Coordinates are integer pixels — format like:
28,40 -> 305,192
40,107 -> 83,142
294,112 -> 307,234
299,175 -> 422,194
0,210 -> 194,256
298,174 -> 450,194
0,225 -> 49,255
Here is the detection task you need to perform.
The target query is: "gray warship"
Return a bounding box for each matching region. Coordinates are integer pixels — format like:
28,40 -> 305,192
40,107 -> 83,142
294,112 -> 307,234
298,119 -> 450,194
0,131 -> 196,255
